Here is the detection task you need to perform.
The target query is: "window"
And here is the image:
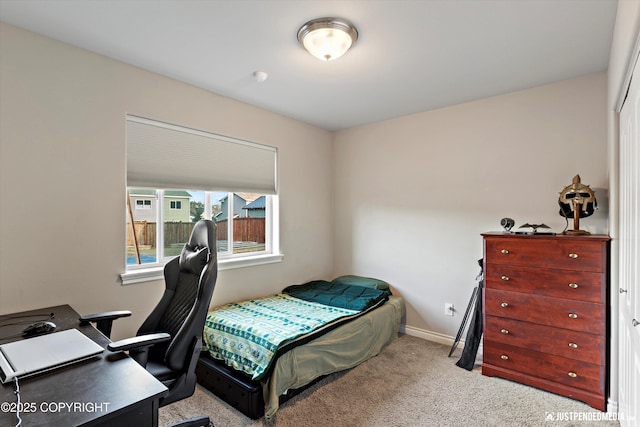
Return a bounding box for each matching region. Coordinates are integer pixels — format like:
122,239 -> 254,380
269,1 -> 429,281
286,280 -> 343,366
126,189 -> 275,268
136,200 -> 151,209
122,115 -> 281,285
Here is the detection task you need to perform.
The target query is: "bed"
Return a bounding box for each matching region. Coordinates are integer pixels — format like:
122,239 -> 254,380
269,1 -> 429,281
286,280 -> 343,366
196,275 -> 405,419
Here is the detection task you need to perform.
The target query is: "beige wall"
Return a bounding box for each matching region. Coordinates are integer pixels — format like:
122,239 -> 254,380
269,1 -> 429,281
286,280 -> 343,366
333,72 -> 608,339
0,23 -> 334,339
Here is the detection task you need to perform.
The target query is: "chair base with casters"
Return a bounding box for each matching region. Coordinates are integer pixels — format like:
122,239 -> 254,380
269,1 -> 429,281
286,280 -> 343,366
167,416 -> 213,427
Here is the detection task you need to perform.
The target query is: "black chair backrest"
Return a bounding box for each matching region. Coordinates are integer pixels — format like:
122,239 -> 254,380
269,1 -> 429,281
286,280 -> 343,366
139,219 -> 218,371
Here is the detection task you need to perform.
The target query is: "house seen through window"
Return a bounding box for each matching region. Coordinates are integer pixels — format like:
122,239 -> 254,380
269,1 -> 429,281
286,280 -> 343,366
127,189 -> 269,266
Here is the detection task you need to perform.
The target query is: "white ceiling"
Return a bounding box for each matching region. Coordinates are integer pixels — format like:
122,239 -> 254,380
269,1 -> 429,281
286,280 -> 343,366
0,0 -> 617,131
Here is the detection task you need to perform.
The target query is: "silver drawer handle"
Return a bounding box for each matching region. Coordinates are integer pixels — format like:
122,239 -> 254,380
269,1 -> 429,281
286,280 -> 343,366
633,319 -> 639,327
501,275 -> 510,281
501,355 -> 509,360
568,342 -> 578,349
568,253 -> 579,259
500,302 -> 509,308
620,288 -> 628,294
568,283 -> 579,289
501,249 -> 509,254
500,329 -> 509,334
568,372 -> 578,378
569,313 -> 578,319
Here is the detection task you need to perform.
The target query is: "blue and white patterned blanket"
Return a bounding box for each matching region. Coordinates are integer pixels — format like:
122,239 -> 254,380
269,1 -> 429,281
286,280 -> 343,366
203,293 -> 359,380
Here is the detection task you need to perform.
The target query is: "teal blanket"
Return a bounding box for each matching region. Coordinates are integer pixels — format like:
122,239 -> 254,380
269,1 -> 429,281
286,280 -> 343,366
283,280 -> 390,311
203,293 -> 360,380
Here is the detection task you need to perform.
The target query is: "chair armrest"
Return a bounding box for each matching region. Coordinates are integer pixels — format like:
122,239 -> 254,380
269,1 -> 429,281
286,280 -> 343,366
107,332 -> 171,352
79,310 -> 132,338
79,310 -> 132,324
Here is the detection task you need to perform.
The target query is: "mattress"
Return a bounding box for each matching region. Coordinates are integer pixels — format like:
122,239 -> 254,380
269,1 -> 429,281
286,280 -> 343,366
202,280 -> 391,381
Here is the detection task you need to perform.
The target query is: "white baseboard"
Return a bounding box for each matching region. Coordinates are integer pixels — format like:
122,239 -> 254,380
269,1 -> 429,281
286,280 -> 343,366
400,324 -> 457,346
399,324 -> 483,355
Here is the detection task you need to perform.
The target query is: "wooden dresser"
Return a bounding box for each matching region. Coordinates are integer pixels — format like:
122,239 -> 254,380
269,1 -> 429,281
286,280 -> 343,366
481,232 -> 610,411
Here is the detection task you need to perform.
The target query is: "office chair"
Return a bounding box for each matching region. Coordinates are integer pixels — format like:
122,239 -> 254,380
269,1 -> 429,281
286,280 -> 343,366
80,219 -> 217,427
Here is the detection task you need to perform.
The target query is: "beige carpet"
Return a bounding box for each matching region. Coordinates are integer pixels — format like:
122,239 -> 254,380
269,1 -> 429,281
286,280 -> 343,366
159,334 -> 620,427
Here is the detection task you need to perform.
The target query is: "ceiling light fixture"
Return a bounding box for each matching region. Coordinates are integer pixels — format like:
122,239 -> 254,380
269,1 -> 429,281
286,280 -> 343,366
297,17 -> 358,61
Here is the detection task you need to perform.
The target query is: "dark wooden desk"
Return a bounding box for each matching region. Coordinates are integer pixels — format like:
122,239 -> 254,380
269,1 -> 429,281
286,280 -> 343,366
0,305 -> 167,426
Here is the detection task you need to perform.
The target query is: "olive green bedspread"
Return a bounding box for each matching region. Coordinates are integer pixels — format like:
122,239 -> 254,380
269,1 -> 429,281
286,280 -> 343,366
262,295 -> 405,419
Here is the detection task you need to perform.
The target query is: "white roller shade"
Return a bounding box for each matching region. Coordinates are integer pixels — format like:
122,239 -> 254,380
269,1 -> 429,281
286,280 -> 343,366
126,115 -> 277,194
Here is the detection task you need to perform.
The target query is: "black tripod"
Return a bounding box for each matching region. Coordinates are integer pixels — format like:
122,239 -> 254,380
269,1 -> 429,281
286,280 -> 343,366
448,286 -> 479,357
448,260 -> 484,371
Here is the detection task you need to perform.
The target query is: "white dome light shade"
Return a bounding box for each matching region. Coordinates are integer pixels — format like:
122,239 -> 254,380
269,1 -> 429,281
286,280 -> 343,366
302,28 -> 353,61
297,18 -> 358,61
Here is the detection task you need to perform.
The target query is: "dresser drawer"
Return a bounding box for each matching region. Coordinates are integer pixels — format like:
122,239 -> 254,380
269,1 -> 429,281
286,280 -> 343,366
484,236 -> 606,272
484,289 -> 604,334
484,265 -> 605,303
484,315 -> 604,364
483,342 -> 604,394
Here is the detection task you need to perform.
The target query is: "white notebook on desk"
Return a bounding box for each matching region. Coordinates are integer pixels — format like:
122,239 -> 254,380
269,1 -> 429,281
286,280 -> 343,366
0,328 -> 104,384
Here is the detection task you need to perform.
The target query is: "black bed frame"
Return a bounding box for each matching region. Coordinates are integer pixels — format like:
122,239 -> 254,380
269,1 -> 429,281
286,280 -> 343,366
196,352 -> 325,419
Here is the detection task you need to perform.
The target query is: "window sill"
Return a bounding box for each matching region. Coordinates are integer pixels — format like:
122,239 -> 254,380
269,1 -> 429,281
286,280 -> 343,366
120,253 -> 284,285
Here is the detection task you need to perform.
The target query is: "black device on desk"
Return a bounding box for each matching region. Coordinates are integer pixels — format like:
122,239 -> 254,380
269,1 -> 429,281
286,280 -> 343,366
22,320 -> 56,336
0,311 -> 56,341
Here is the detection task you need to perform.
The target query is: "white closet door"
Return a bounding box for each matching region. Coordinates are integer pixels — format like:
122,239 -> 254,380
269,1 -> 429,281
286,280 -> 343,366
618,51 -> 640,426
